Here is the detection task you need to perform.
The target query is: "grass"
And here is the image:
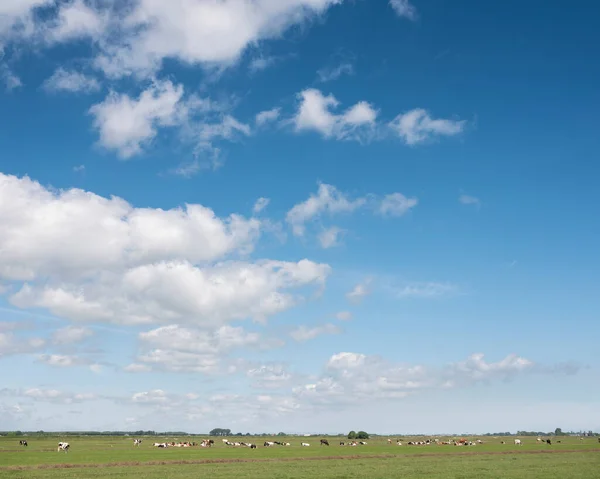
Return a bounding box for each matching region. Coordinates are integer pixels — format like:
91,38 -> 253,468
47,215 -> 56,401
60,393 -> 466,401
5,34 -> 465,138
0,435 -> 598,478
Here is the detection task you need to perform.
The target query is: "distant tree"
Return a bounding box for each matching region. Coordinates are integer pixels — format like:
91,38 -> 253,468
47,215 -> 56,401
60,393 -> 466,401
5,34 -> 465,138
555,428 -> 563,436
277,432 -> 286,436
235,432 -> 243,436
357,431 -> 369,440
209,428 -> 231,436
348,431 -> 357,439
245,433 -> 251,436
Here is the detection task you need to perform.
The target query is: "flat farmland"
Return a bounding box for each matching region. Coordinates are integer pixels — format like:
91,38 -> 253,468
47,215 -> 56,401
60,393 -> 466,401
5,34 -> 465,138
0,435 -> 598,478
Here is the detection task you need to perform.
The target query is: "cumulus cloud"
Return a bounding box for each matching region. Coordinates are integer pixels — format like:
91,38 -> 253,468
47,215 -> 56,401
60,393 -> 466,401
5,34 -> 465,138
294,88 -> 378,142
286,183 -> 367,236
89,80 -> 186,158
389,108 -> 465,145
43,68 -> 101,93
335,311 -> 352,321
1,173 -> 330,330
286,183 -> 417,237
0,172 -> 260,281
131,324 -> 282,374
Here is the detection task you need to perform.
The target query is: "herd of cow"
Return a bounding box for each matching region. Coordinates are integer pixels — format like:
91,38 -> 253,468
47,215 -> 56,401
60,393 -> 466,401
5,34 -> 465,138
16,436 -> 598,452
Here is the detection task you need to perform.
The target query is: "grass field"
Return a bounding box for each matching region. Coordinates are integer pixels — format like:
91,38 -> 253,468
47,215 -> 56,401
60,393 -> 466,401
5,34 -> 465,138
0,435 -> 598,478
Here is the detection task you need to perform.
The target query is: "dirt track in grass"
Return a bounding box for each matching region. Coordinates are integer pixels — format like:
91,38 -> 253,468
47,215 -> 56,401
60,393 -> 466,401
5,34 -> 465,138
2,448 -> 599,471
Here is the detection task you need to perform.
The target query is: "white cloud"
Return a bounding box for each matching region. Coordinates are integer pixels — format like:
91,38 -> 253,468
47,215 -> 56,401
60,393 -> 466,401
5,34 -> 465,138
0,63 -> 22,91
0,172 -> 261,281
37,353 -> 88,368
389,108 -> 465,145
290,323 -> 341,342
318,226 -> 344,249
89,80 -> 186,158
43,68 -> 100,93
249,55 -> 277,73
91,0 -> 346,78
0,332 -> 45,357
335,311 -> 352,321
255,108 -> 281,126
294,352 -> 538,407
293,89 -> 378,141
459,194 -> 481,206
132,389 -> 168,404
252,197 -> 270,214
2,172 -> 330,331
52,326 -> 93,345
42,0 -> 109,43
11,259 -> 330,327
286,183 -> 418,238
132,324 -> 273,373
73,164 -> 85,172
247,364 -> 294,389
397,281 -> 457,299
317,62 -> 354,82
378,193 -> 418,217
286,183 -> 366,236
389,0 -> 418,21
346,279 -> 371,304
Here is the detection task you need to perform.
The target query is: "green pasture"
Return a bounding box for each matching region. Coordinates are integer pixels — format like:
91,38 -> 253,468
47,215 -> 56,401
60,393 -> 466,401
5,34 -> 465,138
0,435 -> 598,478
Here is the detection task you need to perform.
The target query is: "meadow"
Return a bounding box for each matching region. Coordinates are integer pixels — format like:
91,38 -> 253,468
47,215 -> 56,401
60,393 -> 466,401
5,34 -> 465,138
0,434 -> 598,478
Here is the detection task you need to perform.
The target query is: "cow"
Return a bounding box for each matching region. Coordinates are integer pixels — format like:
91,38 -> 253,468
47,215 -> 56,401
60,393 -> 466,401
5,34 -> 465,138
133,439 -> 142,446
546,439 -> 552,445
19,440 -> 28,447
359,441 -> 367,445
264,441 -> 274,447
339,441 -> 345,446
58,442 -> 70,452
514,439 -> 521,445
301,442 -> 310,446
320,439 -> 329,446
153,443 -> 168,448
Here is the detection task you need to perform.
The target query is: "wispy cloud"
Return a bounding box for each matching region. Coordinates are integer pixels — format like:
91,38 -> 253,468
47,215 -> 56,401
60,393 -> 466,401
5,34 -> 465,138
389,0 -> 418,21
317,63 -> 354,83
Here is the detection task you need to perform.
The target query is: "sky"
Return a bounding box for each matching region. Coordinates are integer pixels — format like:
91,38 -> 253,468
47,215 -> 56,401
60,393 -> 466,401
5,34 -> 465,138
0,0 -> 599,435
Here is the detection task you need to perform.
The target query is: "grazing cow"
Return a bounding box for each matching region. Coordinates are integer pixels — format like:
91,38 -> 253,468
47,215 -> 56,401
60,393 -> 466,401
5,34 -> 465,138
264,441 -> 274,447
339,441 -> 345,446
301,442 -> 310,447
133,439 -> 142,446
514,439 -> 521,445
387,439 -> 392,444
397,441 -> 403,446
19,440 -> 28,447
320,439 -> 329,446
359,441 -> 367,445
546,439 -> 552,445
57,442 -> 70,452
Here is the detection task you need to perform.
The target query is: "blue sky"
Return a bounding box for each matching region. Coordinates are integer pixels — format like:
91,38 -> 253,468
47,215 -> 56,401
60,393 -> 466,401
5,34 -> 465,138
0,0 -> 599,435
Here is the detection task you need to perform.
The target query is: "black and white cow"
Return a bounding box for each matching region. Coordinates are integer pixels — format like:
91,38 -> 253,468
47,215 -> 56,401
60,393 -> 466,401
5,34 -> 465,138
133,439 -> 142,446
57,442 -> 70,452
19,440 -> 28,447
320,439 -> 329,446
